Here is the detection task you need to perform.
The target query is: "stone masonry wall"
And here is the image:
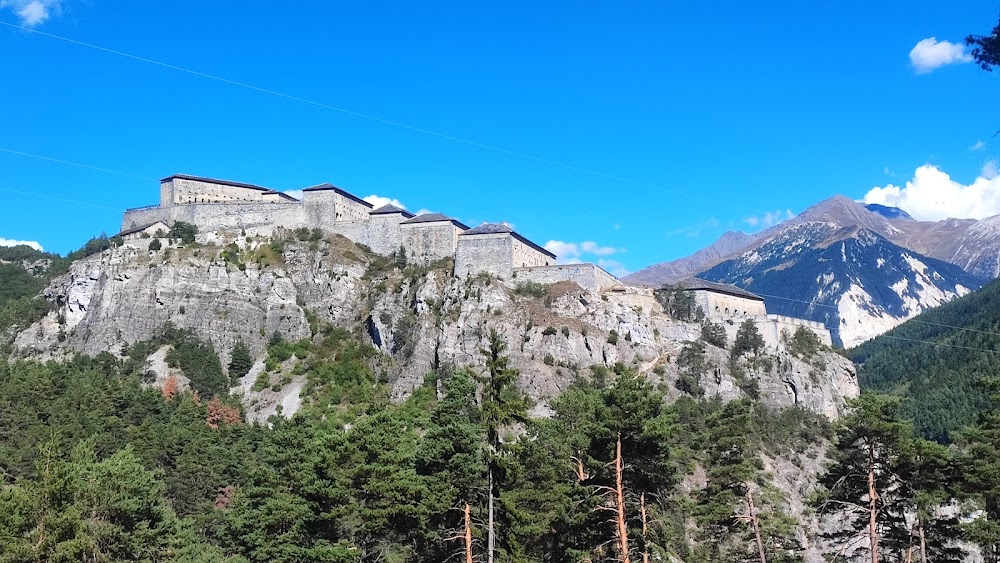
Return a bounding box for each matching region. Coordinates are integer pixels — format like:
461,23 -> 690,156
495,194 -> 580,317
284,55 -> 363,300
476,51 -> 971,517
694,291 -> 768,321
165,177 -> 274,205
455,233 -> 513,278
760,314 -> 833,348
513,263 -> 620,293
366,215 -> 406,256
402,222 -> 462,264
122,202 -> 308,234
512,238 -> 553,268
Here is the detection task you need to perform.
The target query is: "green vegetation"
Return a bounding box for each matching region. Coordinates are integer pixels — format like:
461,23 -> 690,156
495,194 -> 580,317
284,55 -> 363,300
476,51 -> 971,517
699,321 -> 727,348
514,280 -> 547,298
787,325 -> 822,358
850,277 -> 1000,441
170,221 -> 198,245
656,284 -> 705,322
0,323 -> 871,562
732,319 -> 765,360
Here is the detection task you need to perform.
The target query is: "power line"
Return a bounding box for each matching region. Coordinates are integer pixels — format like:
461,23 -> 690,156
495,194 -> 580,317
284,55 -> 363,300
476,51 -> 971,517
749,289 -> 1000,340
0,19 -> 700,200
0,148 -> 156,181
875,334 -> 1000,356
0,186 -> 119,210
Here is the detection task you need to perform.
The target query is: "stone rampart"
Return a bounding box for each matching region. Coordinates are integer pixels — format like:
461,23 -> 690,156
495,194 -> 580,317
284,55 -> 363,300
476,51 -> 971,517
695,291 -> 767,321
762,314 -> 833,347
513,263 -> 620,293
402,222 -> 462,263
455,233 -> 513,278
122,202 -> 308,234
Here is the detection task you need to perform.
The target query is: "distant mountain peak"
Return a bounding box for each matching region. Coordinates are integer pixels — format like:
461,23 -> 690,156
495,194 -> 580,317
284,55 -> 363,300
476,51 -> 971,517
865,203 -> 914,220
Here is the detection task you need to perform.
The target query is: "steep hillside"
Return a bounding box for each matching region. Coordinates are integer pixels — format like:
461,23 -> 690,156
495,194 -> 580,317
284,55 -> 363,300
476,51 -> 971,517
851,277 -> 1000,441
10,230 -> 857,421
697,225 -> 983,348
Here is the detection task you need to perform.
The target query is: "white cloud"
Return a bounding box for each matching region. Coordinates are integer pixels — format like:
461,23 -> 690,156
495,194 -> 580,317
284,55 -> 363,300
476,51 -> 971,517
983,159 -> 998,180
862,164 -> 1000,221
971,140 -> 987,151
0,237 -> 44,251
544,239 -> 626,265
363,194 -> 406,209
414,208 -> 433,216
0,0 -> 61,27
283,189 -> 303,200
909,37 -> 972,74
744,209 -> 794,230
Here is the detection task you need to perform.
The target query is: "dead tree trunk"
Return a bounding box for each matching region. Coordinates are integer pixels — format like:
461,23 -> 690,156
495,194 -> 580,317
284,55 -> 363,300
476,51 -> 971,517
488,470 -> 496,563
918,520 -> 927,563
464,502 -> 474,563
746,487 -> 767,563
614,434 -> 632,563
867,441 -> 880,563
640,493 -> 650,563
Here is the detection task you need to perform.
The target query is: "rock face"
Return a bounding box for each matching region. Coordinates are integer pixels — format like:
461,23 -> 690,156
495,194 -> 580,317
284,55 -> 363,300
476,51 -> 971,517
12,232 -> 859,421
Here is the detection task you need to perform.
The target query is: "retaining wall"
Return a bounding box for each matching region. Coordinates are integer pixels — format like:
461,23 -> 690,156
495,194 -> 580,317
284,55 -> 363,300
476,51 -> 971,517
512,263 -> 620,293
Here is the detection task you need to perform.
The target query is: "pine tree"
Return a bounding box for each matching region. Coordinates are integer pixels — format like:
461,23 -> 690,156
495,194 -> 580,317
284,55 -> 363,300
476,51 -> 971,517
415,369 -> 486,562
958,378 -> 1000,563
228,340 -> 255,380
478,329 -> 528,563
818,393 -> 913,563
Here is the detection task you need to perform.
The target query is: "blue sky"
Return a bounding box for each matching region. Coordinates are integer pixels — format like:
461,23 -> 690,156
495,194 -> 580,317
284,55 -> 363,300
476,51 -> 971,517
3,1 -> 1000,275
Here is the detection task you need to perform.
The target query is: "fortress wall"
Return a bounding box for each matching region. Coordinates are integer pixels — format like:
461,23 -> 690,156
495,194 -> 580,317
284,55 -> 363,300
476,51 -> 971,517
122,207 -> 173,231
367,215 -> 406,256
512,237 -> 553,268
302,190 -> 340,227
335,193 -> 373,222
328,220 -> 370,248
402,222 -> 462,263
512,263 -> 620,293
166,177 -> 272,205
764,314 -> 833,348
456,233 -> 513,278
124,203 -> 308,234
694,291 -> 768,321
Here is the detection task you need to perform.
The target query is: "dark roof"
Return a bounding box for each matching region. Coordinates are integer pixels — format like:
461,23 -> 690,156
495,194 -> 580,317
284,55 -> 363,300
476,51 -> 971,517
263,190 -> 300,202
370,204 -> 415,218
400,212 -> 470,230
675,278 -> 763,301
300,183 -> 373,208
459,222 -> 556,259
115,220 -> 170,238
160,174 -> 270,192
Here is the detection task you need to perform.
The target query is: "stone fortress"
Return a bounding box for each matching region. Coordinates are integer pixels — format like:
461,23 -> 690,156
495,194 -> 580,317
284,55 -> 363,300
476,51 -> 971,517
119,174 -> 831,347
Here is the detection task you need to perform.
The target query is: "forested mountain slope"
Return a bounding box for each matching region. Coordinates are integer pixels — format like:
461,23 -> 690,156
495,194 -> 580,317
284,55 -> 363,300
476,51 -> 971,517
851,277 -> 1000,441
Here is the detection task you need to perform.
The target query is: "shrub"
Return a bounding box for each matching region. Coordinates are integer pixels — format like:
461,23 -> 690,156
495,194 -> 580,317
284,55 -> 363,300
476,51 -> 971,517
789,325 -> 823,358
170,221 -> 198,245
607,330 -> 619,345
148,238 -> 162,251
700,321 -> 727,348
514,281 -> 547,298
561,326 -> 570,338
294,227 -> 312,241
228,340 -> 254,380
543,353 -> 555,366
732,319 -> 765,359
542,326 -> 557,336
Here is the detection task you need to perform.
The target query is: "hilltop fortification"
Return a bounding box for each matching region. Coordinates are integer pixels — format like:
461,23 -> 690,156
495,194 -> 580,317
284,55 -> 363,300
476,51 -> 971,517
118,173 -> 830,346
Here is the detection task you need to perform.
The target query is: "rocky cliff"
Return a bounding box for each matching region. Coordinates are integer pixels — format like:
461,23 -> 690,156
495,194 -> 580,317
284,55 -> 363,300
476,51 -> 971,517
12,230 -> 858,422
